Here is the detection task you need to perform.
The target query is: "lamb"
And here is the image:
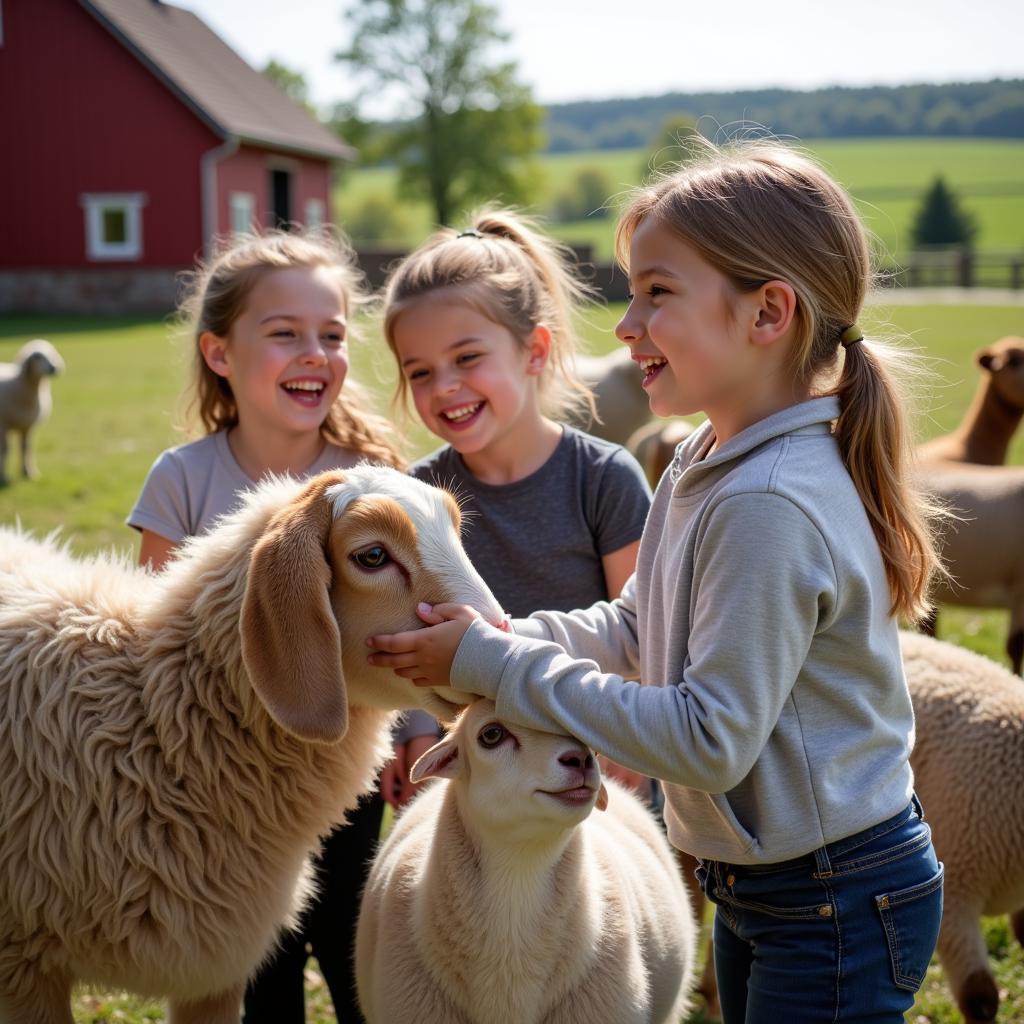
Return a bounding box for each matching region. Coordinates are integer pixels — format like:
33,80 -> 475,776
918,336 -> 1024,466
915,462 -> 1024,674
566,347 -> 652,444
900,631 -> 1024,1024
0,338 -> 64,485
0,465 -> 504,1024
626,417 -> 698,488
356,698 -> 696,1024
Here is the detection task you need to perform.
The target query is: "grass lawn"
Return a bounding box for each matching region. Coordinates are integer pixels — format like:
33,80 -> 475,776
0,299 -> 1022,1022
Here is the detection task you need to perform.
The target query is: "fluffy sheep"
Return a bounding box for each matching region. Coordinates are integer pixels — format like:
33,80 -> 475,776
0,465 -> 504,1024
626,418 -> 698,489
0,338 -> 64,485
566,347 -> 652,444
356,698 -> 696,1024
916,463 -> 1024,674
918,336 -> 1024,467
900,631 -> 1024,1024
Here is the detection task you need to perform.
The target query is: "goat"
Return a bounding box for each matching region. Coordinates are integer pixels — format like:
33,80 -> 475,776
0,339 -> 64,485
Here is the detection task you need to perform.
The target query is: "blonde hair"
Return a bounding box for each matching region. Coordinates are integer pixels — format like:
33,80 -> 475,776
382,207 -> 597,422
177,229 -> 404,469
616,139 -> 943,623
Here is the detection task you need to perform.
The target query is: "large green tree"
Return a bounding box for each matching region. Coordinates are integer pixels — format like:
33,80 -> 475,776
336,0 -> 542,227
911,177 -> 977,247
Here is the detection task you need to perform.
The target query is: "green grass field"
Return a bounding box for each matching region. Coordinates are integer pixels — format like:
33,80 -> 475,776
1,299 -> 1022,1022
335,138 -> 1024,268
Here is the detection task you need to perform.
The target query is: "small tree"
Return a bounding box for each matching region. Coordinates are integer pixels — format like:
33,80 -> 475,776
640,112 -> 700,180
551,167 -> 613,223
911,177 -> 977,247
336,0 -> 542,227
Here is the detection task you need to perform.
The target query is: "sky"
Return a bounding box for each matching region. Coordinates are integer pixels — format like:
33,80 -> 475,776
180,0 -> 1024,119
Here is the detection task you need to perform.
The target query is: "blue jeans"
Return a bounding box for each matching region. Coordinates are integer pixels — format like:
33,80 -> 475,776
696,797 -> 943,1024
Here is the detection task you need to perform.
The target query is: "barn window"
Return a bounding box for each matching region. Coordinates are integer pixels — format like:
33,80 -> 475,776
230,192 -> 256,235
81,193 -> 146,260
304,198 -> 325,229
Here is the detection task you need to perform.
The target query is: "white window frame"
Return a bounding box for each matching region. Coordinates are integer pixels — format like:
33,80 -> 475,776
303,198 -> 325,229
230,191 -> 256,235
80,192 -> 146,261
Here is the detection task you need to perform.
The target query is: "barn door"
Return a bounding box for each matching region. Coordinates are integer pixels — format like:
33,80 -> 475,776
269,169 -> 292,229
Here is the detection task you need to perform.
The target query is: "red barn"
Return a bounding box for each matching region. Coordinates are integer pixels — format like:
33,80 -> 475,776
0,0 -> 354,312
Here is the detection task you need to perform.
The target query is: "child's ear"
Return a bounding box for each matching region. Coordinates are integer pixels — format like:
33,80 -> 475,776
524,324 -> 552,376
199,331 -> 231,377
749,281 -> 797,347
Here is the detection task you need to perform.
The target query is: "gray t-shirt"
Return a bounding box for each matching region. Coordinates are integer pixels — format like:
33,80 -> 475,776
411,426 -> 651,617
127,431 -> 361,543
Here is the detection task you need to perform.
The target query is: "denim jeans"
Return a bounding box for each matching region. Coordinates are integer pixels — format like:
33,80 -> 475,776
696,796 -> 943,1024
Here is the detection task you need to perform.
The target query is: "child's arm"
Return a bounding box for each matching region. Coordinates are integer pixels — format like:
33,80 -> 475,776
138,529 -> 178,572
602,540 -> 641,599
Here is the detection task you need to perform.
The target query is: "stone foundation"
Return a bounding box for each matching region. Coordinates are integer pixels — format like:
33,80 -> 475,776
0,269 -> 183,314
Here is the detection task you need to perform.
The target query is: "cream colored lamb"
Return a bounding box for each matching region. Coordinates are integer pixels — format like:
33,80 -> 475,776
915,462 -> 1024,673
0,465 -> 503,1024
566,347 -> 652,444
900,631 -> 1024,1024
918,336 -> 1024,466
356,699 -> 696,1024
0,338 -> 64,485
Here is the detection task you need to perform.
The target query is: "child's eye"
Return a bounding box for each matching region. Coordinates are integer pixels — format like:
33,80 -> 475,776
456,352 -> 480,366
322,333 -> 346,347
648,285 -> 668,297
271,329 -> 296,339
407,368 -> 429,382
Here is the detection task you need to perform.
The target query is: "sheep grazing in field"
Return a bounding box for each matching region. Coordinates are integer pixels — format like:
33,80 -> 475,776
356,699 -> 696,1024
626,418 -> 698,489
0,466 -> 504,1024
915,462 -> 1024,674
0,338 -> 64,485
566,347 -> 652,445
918,336 -> 1024,467
900,631 -> 1024,1024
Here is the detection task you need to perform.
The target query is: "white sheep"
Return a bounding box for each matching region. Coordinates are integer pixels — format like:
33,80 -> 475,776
566,347 -> 652,444
915,462 -> 1024,674
0,338 -> 64,485
900,631 -> 1024,1024
0,465 -> 503,1024
356,698 -> 696,1024
918,336 -> 1024,467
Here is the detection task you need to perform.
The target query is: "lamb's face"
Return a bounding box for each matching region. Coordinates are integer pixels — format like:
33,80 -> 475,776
325,468 -> 506,719
412,699 -> 606,841
21,341 -> 63,378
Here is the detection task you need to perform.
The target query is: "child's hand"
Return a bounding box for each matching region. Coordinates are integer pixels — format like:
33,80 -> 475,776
367,602 -> 481,687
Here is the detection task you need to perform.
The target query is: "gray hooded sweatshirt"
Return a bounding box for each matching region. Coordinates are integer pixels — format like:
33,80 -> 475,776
450,396 -> 915,865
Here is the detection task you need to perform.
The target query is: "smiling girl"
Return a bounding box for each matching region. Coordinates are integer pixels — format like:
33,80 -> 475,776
127,229 -> 418,1024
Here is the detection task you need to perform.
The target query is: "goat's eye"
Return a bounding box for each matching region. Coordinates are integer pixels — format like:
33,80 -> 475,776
353,546 -> 390,569
478,723 -> 507,748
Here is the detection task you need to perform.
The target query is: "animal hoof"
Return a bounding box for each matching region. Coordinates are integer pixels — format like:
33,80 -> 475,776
960,967 -> 999,1022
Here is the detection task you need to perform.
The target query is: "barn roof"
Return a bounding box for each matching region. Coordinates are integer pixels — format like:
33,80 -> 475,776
81,0 -> 354,160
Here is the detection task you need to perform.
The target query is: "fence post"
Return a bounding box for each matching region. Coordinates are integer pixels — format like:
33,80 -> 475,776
957,248 -> 974,288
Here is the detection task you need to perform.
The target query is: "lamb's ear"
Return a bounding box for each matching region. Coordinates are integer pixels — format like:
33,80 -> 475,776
595,783 -> 609,812
241,475 -> 348,743
409,735 -> 463,784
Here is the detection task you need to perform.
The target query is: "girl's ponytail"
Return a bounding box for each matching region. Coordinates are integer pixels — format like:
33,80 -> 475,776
832,336 -> 944,623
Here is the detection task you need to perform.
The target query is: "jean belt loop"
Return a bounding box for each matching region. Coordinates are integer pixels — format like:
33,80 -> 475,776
911,792 -> 925,819
813,844 -> 833,879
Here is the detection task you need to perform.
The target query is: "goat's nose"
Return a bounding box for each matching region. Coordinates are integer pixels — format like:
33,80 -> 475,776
558,748 -> 593,771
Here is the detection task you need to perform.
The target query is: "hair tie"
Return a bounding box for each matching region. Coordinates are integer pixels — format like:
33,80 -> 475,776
456,229 -> 483,239
840,325 -> 864,349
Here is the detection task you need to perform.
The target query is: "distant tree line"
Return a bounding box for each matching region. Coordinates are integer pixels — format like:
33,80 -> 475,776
543,80 -> 1024,152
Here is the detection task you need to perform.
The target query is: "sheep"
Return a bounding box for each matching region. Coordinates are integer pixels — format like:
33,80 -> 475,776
899,630 -> 1024,1024
918,336 -> 1024,467
565,347 -> 652,444
626,417 -> 698,489
0,465 -> 504,1024
915,462 -> 1024,674
355,698 -> 696,1024
0,338 -> 64,485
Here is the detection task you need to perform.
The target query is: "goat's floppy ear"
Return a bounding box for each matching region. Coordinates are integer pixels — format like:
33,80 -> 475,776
409,735 -> 463,784
241,475 -> 348,743
595,783 -> 609,812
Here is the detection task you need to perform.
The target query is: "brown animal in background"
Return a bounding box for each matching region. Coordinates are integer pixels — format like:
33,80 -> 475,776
0,466 -> 502,1024
566,347 -> 653,444
0,339 -> 64,485
627,418 -> 698,488
918,336 -> 1024,467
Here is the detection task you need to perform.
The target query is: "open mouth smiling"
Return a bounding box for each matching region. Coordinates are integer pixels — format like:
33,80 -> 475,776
441,401 -> 484,425
282,380 -> 326,404
637,357 -> 667,387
